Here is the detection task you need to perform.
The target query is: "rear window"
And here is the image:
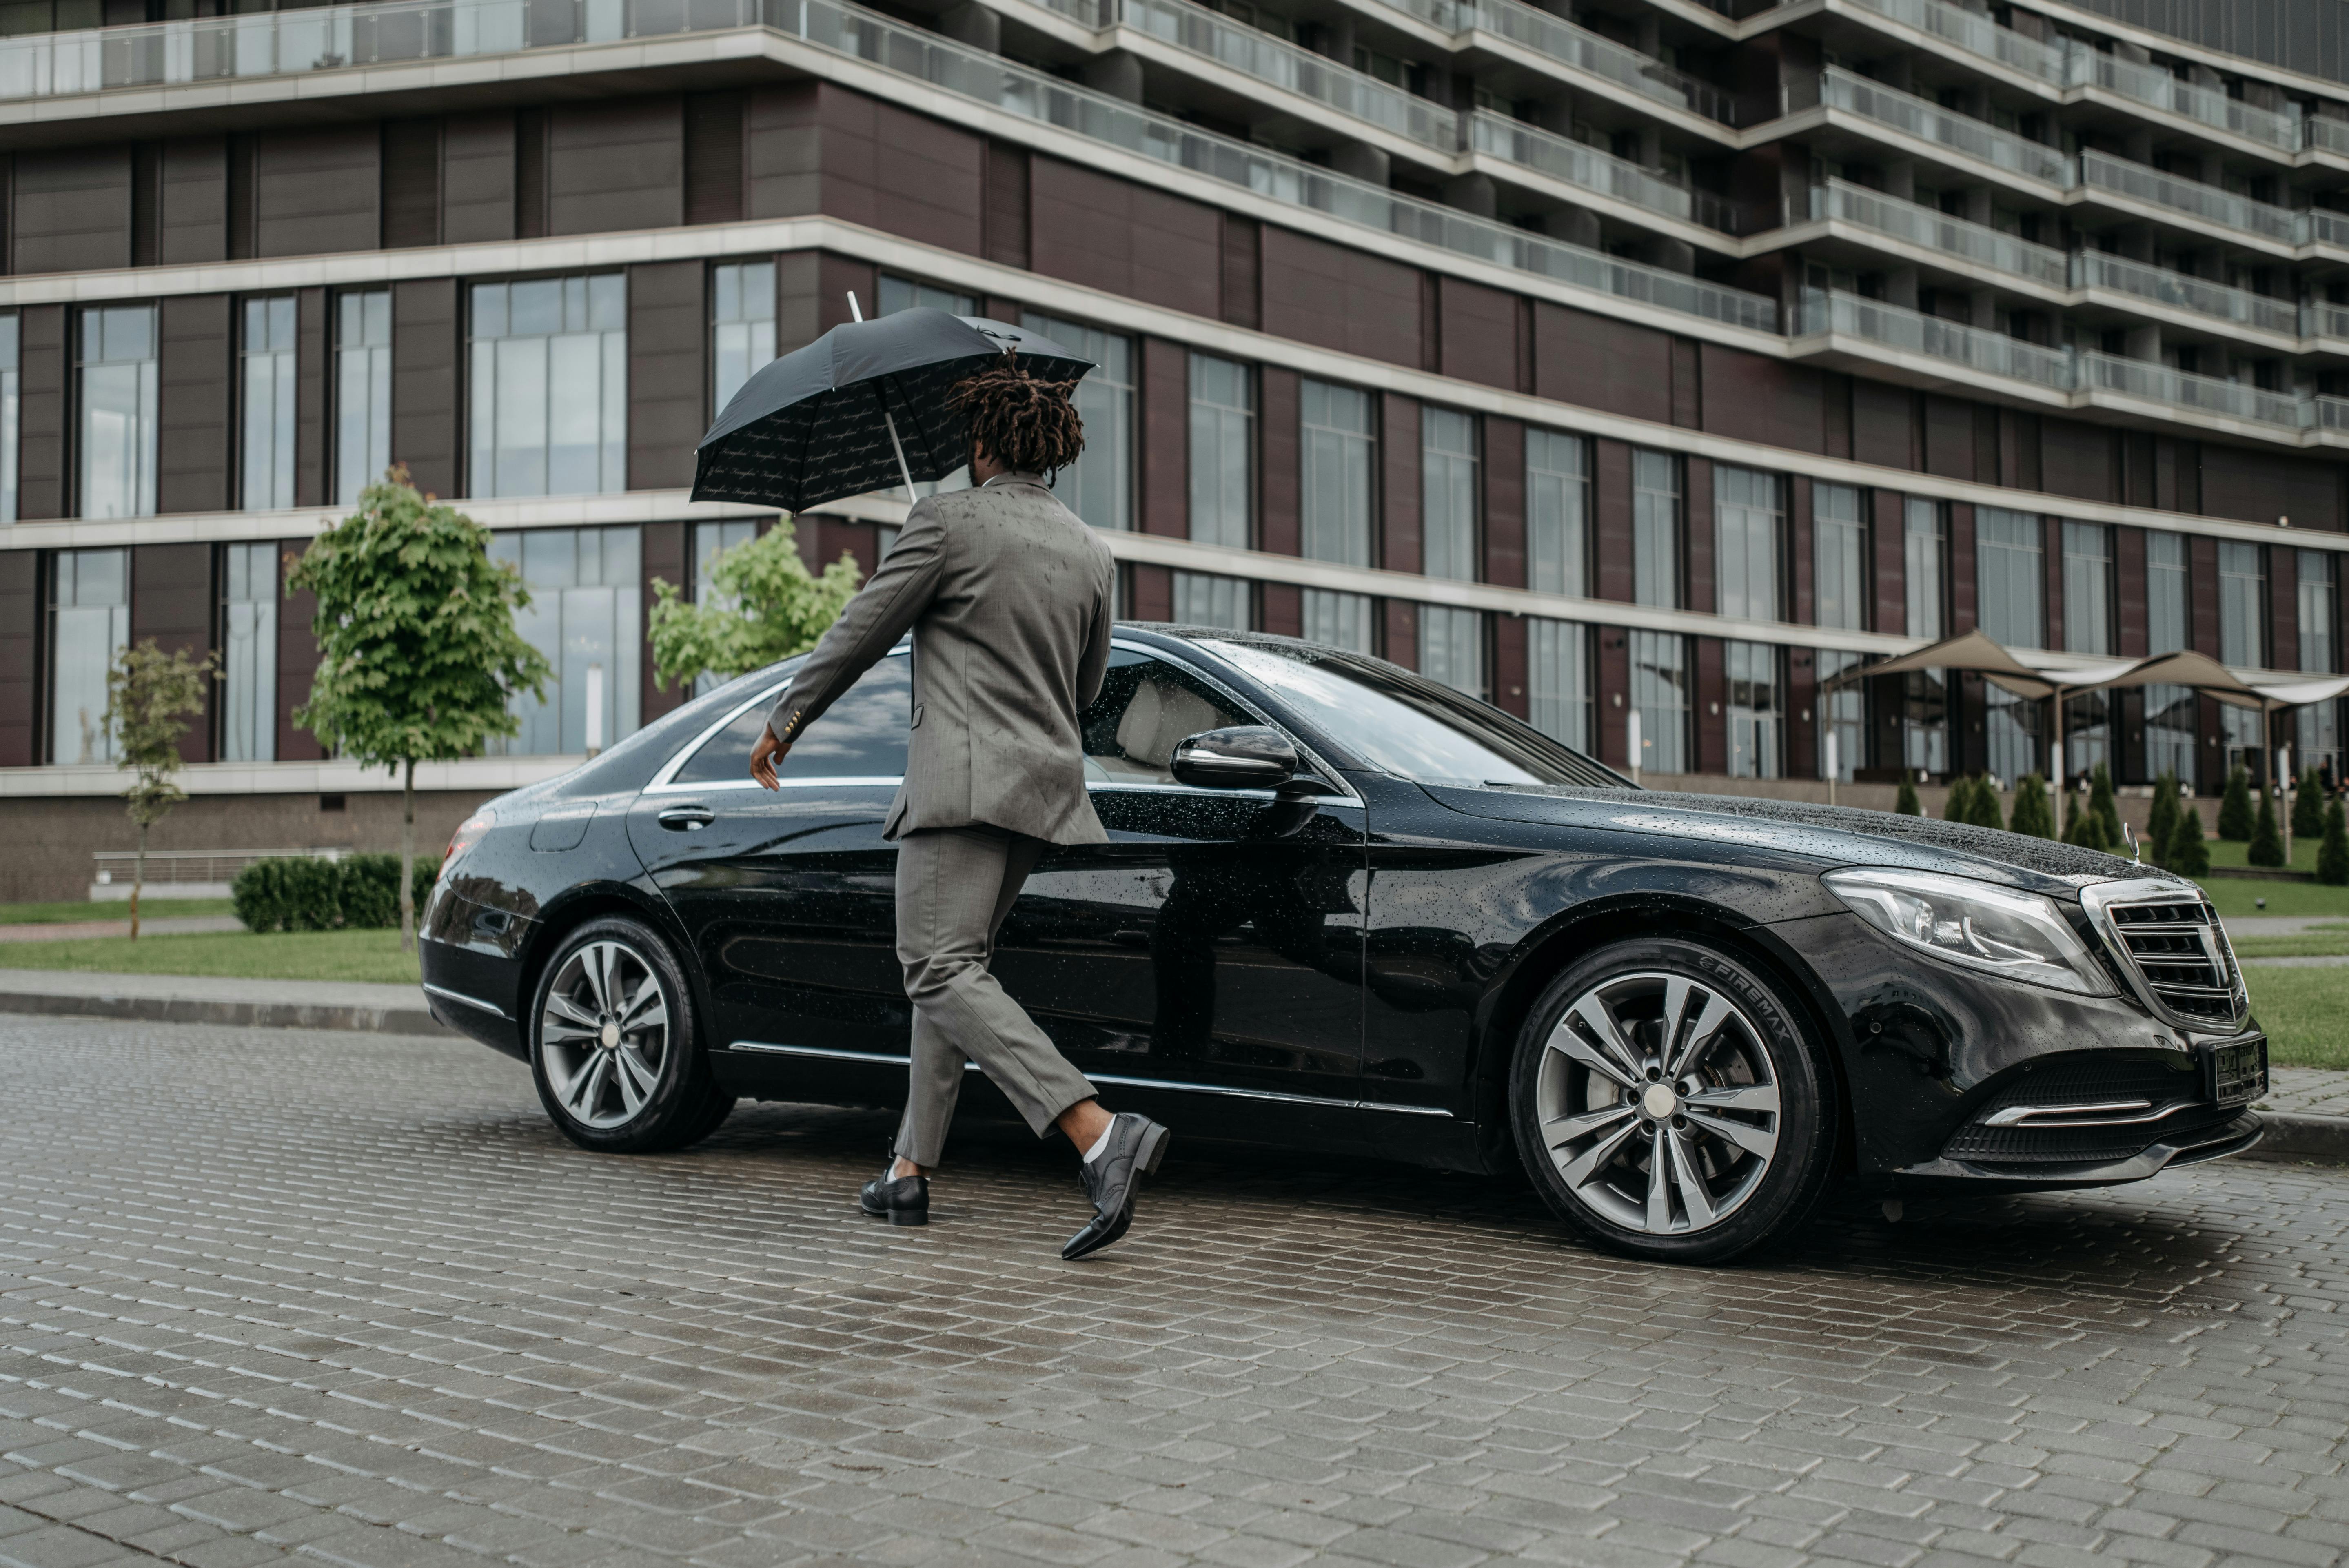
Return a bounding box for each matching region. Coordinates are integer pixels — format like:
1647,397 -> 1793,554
669,655 -> 913,786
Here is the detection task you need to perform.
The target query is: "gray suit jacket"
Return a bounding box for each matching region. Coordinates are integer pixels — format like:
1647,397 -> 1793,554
766,474 -> 1117,845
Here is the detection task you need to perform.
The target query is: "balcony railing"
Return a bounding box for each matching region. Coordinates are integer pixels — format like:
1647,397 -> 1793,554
1798,290 -> 2075,389
2302,208 -> 2349,249
1807,180 -> 2067,287
2070,250 -> 2300,337
1831,0 -> 2064,86
1475,111 -> 1748,233
2305,302 -> 2349,342
1116,0 -> 1457,151
1806,69 -> 2075,188
1437,0 -> 1741,126
2077,151 -> 2297,242
2063,49 -> 2298,151
2311,118 -> 2349,156
2075,351 -> 2309,428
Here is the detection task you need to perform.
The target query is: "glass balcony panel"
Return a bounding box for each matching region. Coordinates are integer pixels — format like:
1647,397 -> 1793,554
2310,118 -> 2349,155
2302,208 -> 2349,249
2078,151 -> 2296,241
2305,303 -> 2349,342
1832,0 -> 2064,85
2076,351 -> 2309,428
1118,0 -> 1457,149
1476,110 -> 1738,229
1799,290 -> 2074,389
2070,251 -> 2299,336
1815,69 -> 2074,187
1810,180 -> 2067,286
1448,0 -> 1739,125
2065,49 -> 2297,150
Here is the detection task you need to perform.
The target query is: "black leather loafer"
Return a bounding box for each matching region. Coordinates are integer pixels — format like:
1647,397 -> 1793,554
1062,1114 -> 1170,1260
860,1169 -> 929,1226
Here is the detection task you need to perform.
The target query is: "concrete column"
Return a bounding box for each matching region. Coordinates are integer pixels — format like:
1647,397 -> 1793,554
1081,50 -> 1144,102
1528,92 -> 1575,137
2125,323 -> 2163,360
1314,14 -> 1353,63
1883,157 -> 1916,203
1646,236 -> 1697,275
2121,126 -> 2155,164
939,1 -> 999,51
1635,125 -> 1663,170
1444,170 -> 1499,217
1545,204 -> 1603,248
1329,141 -> 1390,186
1885,266 -> 1920,309
1962,186 -> 1993,227
1970,288 -> 1999,329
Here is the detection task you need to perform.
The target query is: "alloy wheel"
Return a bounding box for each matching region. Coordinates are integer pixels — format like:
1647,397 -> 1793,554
539,939 -> 672,1130
1534,970 -> 1781,1236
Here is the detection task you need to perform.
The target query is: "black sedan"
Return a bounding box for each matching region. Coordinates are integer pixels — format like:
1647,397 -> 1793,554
420,626 -> 2267,1263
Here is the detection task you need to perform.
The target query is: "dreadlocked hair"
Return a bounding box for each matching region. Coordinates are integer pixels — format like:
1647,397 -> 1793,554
948,358 -> 1087,477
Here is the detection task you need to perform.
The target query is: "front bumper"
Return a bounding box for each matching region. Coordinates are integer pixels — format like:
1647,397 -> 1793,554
1890,1111 -> 2263,1193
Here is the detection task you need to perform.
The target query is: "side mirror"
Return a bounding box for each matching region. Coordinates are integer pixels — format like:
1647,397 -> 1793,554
1171,726 -> 1300,790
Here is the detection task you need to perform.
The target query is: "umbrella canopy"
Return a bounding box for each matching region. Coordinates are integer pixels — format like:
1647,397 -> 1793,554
690,310 -> 1094,511
1817,627 -> 2065,699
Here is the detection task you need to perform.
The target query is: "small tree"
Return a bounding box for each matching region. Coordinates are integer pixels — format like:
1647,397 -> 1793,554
648,520 -> 863,692
2247,789 -> 2286,868
2146,771 -> 2180,870
288,469 -> 551,952
2294,767 -> 2327,844
2167,797 -> 2211,877
2089,763 -> 2123,851
1967,777 -> 2008,832
106,639 -> 218,939
2061,802 -> 2111,853
2218,764 -> 2256,840
1943,775 -> 1976,823
2320,797 -> 2349,887
2009,773 -> 2055,838
1894,776 -> 1921,816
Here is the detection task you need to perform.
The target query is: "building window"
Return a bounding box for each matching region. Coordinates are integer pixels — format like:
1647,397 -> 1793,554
1976,507 -> 2044,650
1187,353 -> 1252,550
1173,571 -> 1252,630
1714,466 -> 1782,622
711,261 -> 775,417
1818,650 -> 1864,782
1021,313 -> 1132,531
1813,483 -> 1866,633
79,305 -> 157,519
239,297 -> 297,512
1528,617 -> 1590,752
50,548 -> 128,764
2062,522 -> 2113,656
691,519 -> 757,696
219,541 -> 276,763
1630,629 -> 1687,774
1525,429 -> 1587,597
469,275 -> 626,499
2218,541 -> 2265,669
879,275 -> 975,317
335,291 -> 391,506
2301,550 -> 2337,674
1420,605 -> 1483,698
2146,529 -> 2194,787
1301,379 -> 1374,568
1632,451 -> 1679,610
0,313 -> 18,523
490,526 -> 641,754
1421,408 -> 1477,583
1726,640 -> 1783,779
1302,589 -> 1372,653
1903,498 -> 1948,776
1987,686 -> 2041,783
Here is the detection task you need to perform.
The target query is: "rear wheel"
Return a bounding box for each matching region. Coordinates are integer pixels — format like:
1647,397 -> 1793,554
1511,936 -> 1835,1264
530,916 -> 733,1153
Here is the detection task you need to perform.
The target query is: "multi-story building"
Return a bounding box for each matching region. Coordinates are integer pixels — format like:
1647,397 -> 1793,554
0,0 -> 2342,899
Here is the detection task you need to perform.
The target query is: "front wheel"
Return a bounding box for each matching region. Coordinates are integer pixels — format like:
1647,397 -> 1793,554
1510,937 -> 1836,1264
529,916 -> 734,1153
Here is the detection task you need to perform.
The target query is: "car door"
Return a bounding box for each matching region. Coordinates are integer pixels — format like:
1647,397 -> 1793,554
628,654 -> 912,1100
988,646 -> 1372,1127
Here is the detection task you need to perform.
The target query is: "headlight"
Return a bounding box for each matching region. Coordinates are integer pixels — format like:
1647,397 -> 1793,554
1823,867 -> 2114,996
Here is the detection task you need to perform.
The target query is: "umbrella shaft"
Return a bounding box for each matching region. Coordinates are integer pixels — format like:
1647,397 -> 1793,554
883,408 -> 919,499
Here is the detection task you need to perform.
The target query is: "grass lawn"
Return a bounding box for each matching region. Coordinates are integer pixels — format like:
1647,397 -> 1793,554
0,897 -> 238,925
0,928 -> 419,984
2234,925 -> 2349,959
2194,878 -> 2349,920
2203,836 -> 2323,873
2248,964 -> 2349,1071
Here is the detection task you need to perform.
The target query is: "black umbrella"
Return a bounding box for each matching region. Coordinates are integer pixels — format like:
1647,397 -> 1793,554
690,307 -> 1094,511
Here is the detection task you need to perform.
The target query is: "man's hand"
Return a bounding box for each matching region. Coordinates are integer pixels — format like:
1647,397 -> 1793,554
750,728 -> 789,790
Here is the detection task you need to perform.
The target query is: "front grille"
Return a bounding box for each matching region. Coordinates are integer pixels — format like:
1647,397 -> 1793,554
2093,892 -> 2249,1029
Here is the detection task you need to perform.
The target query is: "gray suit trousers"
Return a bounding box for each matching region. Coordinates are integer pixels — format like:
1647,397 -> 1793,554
893,827 -> 1098,1167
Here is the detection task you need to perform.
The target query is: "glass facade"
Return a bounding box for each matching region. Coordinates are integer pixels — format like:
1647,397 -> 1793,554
1725,640 -> 1782,779
491,526 -> 641,754
1420,604 -> 1482,698
219,541 -> 276,763
1021,313 -> 1132,530
1632,450 -> 1679,609
241,297 -> 297,512
335,291 -> 391,506
1818,649 -> 1864,782
1813,483 -> 1866,634
468,275 -> 627,498
2062,522 -> 2113,656
1528,617 -> 1590,752
1301,588 -> 1372,653
2218,541 -> 2265,669
1903,497 -> 1947,774
1630,629 -> 1687,774
1173,571 -> 1251,630
1187,354 -> 1251,550
79,305 -> 157,520
1300,379 -> 1373,568
2300,550 -> 2337,674
711,261 -> 776,417
1421,408 -> 1477,582
2145,530 -> 2195,787
1978,507 -> 2044,781
1524,429 -> 1587,597
880,275 -> 975,317
1713,466 -> 1781,622
0,313 -> 18,523
51,548 -> 128,765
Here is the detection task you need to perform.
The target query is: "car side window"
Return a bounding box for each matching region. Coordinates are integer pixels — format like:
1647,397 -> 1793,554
1080,651 -> 1251,786
670,656 -> 913,785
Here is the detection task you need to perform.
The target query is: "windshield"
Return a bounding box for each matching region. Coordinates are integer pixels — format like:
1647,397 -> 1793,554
1203,639 -> 1624,789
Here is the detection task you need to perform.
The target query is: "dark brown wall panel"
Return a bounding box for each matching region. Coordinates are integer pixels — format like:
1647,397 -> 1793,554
15,146 -> 130,274
295,287 -> 326,508
129,542 -> 213,762
1788,649 -> 1816,778
1261,583 -> 1301,637
1670,338 -> 1701,430
2115,526 -> 2148,659
1852,384 -> 1913,470
684,93 -> 746,227
1922,395 -> 1974,481
381,119 -> 442,248
277,551 -> 323,763
1220,215 -> 1259,330
2201,443 -> 2340,530
1129,564 -> 1174,622
1260,225 -> 1420,368
2041,417 -> 2116,503
1685,459 -> 1715,616
157,294 -> 231,515
1491,614 -> 1528,720
1381,393 -> 1420,575
255,127 -> 379,257
749,84 -> 985,257
2041,515 -> 2065,654
0,552 -> 36,767
1437,277 -> 1514,390
443,113 -> 516,244
1259,367 -> 1299,557
550,98 -> 684,236
628,259 -> 706,491
1533,303 -> 1668,426
643,521 -> 688,723
1789,475 -> 1813,626
1482,416 -> 1524,590
1382,599 -> 1417,673
983,141 -> 1029,270
1699,343 -> 1823,454
745,85 -> 818,219
1950,503 -> 1977,634
390,278 -> 460,500
1871,488 -> 1905,636
1139,335 -> 1186,540
17,304 -> 64,520
2271,550 -> 2298,674
1593,439 -> 1633,603
1032,156 -> 1218,320
1693,636 -> 1725,775
160,139 -> 227,265
2188,534 -> 2220,656
776,250 -> 873,357
1597,627 -> 1628,767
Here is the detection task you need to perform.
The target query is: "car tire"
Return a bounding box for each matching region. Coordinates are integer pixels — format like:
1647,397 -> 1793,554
528,916 -> 734,1154
1510,936 -> 1835,1265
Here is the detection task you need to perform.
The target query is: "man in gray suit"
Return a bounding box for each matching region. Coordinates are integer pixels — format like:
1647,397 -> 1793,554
748,360 -> 1171,1260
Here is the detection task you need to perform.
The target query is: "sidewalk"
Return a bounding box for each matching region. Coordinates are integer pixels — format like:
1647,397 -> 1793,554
0,914 -> 244,943
0,967 -> 446,1036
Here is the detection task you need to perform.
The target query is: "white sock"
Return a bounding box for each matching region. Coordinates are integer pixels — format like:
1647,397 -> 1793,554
1082,1123 -> 1116,1164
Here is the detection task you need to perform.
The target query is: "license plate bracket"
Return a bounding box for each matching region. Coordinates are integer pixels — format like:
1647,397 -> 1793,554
2203,1036 -> 2268,1110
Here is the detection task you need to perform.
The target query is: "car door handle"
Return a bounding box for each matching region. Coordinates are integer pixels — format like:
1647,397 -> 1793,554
658,805 -> 715,832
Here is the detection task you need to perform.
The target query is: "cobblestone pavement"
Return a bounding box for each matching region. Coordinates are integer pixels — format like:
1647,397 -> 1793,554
3,1017 -> 2348,1568
2264,1069 -> 2349,1119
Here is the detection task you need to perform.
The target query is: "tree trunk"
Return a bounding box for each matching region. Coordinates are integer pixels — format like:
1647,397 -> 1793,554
399,758 -> 416,954
131,820 -> 146,940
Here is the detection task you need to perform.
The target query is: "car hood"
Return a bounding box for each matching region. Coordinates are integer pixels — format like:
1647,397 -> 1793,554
1428,784 -> 2159,896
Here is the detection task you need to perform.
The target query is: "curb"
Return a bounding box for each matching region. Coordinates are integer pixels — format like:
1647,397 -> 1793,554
0,987 -> 450,1037
2240,1111 -> 2349,1164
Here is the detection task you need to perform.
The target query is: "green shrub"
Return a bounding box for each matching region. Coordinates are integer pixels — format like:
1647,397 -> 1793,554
2146,771 -> 2180,869
2218,765 -> 2255,840
281,857 -> 342,931
2009,774 -> 2055,838
2061,802 -> 2111,853
2294,767 -> 2327,843
2248,790 -> 2286,868
230,858 -> 292,932
338,854 -> 404,929
1943,775 -> 1975,823
2167,800 -> 2211,877
231,854 -> 437,932
2089,763 -> 2122,849
2321,798 -> 2349,887
1967,777 -> 2007,832
1895,777 -> 1921,816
